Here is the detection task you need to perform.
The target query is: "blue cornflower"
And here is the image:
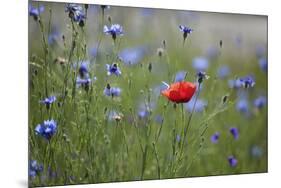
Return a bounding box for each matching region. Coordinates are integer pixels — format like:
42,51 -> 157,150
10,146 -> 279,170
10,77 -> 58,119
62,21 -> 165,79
29,160 -> 43,178
251,145 -> 263,158
228,78 -> 243,89
184,98 -> 207,113
106,63 -> 121,76
89,46 -> 98,58
258,58 -> 267,72
29,4 -> 44,20
228,155 -> 238,167
239,75 -> 255,88
65,4 -> 86,26
118,46 -> 147,65
138,102 -> 155,119
76,76 -> 92,91
174,71 -> 187,82
229,127 -> 239,140
35,119 -> 57,140
176,134 -> 181,143
155,115 -> 164,124
48,27 -> 60,45
179,25 -> 193,41
236,98 -> 249,114
78,61 -> 90,78
104,24 -> 124,40
254,96 -> 267,109
210,132 -> 220,144
217,65 -> 230,79
192,57 -> 209,72
103,84 -> 121,97
197,71 -> 209,84
40,96 -> 56,109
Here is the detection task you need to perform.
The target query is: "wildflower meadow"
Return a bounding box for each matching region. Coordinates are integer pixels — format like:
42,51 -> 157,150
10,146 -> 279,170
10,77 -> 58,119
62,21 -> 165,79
28,1 -> 268,187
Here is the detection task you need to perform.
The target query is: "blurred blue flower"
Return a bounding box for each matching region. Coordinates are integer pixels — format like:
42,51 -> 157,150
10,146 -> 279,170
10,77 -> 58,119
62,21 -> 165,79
210,132 -> 220,144
89,46 -> 98,58
104,24 -> 124,40
29,160 -> 43,178
104,84 -> 121,97
229,127 -> 239,140
35,119 -> 57,140
206,46 -> 219,60
174,71 -> 187,82
228,78 -> 243,89
239,75 -> 255,88
29,4 -> 44,20
138,102 -> 155,119
176,134 -> 181,143
184,98 -> 207,113
254,96 -> 267,109
106,63 -> 121,76
76,76 -> 93,91
48,27 -> 60,45
251,145 -> 263,158
155,115 -> 164,124
78,61 -> 90,78
228,155 -> 238,167
258,58 -> 267,72
40,96 -> 56,108
236,98 -> 249,114
217,65 -> 230,79
192,57 -> 209,72
65,4 -> 86,25
256,45 -> 266,58
118,46 -> 147,65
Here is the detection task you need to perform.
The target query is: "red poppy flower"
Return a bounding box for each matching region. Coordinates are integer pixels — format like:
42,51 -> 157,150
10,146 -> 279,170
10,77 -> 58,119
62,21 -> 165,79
161,81 -> 197,103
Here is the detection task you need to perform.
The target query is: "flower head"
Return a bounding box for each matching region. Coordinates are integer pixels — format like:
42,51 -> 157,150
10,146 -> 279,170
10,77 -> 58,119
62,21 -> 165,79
258,58 -> 267,72
217,65 -> 230,79
228,78 -> 243,89
176,134 -> 181,143
229,127 -> 239,140
29,4 -> 44,21
174,71 -> 187,82
197,71 -> 209,84
184,98 -> 207,113
228,155 -> 238,167
29,160 -> 43,178
192,57 -> 209,72
118,46 -> 147,65
65,4 -> 86,26
78,61 -> 89,78
106,63 -> 121,76
76,76 -> 92,91
239,75 -> 255,88
40,96 -> 56,109
137,102 -> 155,119
103,84 -> 121,97
35,119 -> 57,140
179,25 -> 192,41
210,132 -> 220,143
236,98 -> 249,114
161,81 -> 196,103
104,24 -> 123,40
254,96 -> 267,109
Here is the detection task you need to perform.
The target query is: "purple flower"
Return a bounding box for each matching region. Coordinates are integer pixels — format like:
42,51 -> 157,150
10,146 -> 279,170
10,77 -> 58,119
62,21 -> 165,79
29,4 -> 44,20
228,79 -> 243,89
29,160 -> 43,178
174,71 -> 187,82
229,127 -> 239,140
236,98 -> 249,114
192,57 -> 209,72
217,65 -> 230,79
103,84 -> 121,97
176,134 -> 181,143
137,102 -> 155,119
210,132 -> 220,143
239,75 -> 255,88
118,46 -> 147,65
179,25 -> 193,41
106,63 -> 121,76
197,71 -> 209,83
104,24 -> 124,40
228,155 -> 238,167
258,58 -> 267,72
76,76 -> 93,91
35,119 -> 57,140
184,98 -> 207,113
78,61 -> 90,78
65,4 -> 86,26
40,96 -> 56,109
254,96 -> 267,109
